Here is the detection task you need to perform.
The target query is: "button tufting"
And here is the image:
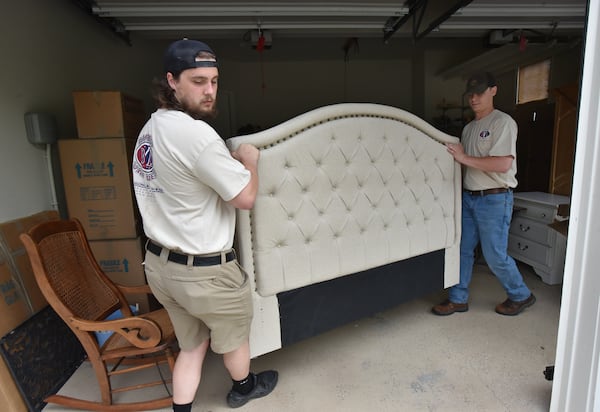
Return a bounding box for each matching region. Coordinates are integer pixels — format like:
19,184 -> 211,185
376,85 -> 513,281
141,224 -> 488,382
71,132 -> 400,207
237,112 -> 459,298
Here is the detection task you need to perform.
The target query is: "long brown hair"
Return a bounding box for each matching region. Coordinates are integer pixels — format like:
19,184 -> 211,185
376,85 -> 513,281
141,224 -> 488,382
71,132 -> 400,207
152,75 -> 182,111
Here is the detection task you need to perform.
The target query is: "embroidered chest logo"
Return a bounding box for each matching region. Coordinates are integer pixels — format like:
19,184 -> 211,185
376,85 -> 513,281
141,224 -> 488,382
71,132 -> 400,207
133,134 -> 156,181
479,130 -> 491,140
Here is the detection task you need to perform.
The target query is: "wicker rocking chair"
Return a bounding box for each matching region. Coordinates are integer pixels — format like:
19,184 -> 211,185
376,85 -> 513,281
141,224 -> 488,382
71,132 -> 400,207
20,218 -> 177,411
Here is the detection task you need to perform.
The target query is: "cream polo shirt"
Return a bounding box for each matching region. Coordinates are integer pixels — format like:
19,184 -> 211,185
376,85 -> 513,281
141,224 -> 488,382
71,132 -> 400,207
132,109 -> 250,255
461,109 -> 518,190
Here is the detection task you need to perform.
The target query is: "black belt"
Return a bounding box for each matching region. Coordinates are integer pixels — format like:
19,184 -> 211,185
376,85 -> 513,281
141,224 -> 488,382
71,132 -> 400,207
464,188 -> 510,196
146,241 -> 235,266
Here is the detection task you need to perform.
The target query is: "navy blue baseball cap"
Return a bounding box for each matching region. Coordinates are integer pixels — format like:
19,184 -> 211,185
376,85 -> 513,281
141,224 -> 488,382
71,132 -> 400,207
465,72 -> 497,95
164,38 -> 218,75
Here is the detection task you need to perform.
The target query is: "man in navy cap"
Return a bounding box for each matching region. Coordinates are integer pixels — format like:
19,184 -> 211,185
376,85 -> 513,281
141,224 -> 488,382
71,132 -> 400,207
133,39 -> 278,411
432,72 -> 536,317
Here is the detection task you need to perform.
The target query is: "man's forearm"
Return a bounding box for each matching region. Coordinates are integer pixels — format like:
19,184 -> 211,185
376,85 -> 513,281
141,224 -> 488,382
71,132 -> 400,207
459,155 -> 513,173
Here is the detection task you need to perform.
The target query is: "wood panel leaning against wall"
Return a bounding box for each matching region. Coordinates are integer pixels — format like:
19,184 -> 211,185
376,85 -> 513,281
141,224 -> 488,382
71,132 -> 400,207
549,82 -> 579,196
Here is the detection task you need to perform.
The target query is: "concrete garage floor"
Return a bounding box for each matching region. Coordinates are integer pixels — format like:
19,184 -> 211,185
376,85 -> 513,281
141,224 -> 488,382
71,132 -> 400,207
43,262 -> 561,412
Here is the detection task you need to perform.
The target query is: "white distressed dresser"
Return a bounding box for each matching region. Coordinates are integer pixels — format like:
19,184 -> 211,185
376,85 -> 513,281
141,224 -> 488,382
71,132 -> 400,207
508,191 -> 570,285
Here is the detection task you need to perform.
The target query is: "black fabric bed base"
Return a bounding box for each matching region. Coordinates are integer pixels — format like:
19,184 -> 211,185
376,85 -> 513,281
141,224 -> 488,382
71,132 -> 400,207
277,249 -> 445,347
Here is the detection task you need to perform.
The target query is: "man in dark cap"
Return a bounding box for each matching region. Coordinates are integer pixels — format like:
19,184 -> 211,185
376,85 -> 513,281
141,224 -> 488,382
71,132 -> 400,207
432,72 -> 536,317
132,39 -> 278,411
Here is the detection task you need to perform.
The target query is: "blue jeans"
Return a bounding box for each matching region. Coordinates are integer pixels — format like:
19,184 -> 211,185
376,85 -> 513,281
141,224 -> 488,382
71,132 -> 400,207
449,191 -> 532,304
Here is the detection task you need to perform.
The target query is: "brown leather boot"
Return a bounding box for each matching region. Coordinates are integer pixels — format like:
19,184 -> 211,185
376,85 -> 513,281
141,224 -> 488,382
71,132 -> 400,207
495,294 -> 536,316
432,299 -> 469,316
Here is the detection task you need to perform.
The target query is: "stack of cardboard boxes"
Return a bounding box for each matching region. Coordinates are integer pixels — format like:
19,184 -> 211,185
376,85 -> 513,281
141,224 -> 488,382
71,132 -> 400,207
58,91 -> 154,313
0,210 -> 60,411
0,92 -> 152,410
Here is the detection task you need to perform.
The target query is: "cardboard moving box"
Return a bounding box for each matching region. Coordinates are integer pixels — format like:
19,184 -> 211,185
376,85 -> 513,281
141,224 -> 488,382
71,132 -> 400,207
0,257 -> 31,337
0,210 -> 60,412
58,138 -> 141,240
0,210 -> 59,337
0,356 -> 27,412
73,91 -> 146,139
89,237 -> 156,313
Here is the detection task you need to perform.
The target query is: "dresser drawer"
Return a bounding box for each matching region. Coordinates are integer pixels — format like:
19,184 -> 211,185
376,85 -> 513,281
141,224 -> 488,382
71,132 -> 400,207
508,233 -> 552,270
509,216 -> 552,245
513,202 -> 555,224
510,192 -> 569,285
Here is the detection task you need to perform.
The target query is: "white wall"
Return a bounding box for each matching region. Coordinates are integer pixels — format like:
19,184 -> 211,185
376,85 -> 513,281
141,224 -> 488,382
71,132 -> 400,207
0,0 -> 160,222
232,57 -> 413,130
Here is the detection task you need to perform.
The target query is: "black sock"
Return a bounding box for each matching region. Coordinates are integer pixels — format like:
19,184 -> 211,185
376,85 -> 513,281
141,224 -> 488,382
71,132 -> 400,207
173,401 -> 193,412
232,372 -> 255,395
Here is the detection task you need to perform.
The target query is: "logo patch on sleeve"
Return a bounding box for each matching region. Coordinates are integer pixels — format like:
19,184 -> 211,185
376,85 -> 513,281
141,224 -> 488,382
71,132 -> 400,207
133,134 -> 156,181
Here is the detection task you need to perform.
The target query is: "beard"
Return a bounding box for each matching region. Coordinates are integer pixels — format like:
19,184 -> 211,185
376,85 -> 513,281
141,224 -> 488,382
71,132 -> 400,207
181,97 -> 219,121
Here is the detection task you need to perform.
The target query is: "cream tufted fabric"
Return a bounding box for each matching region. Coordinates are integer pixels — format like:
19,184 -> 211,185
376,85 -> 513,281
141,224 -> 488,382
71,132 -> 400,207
227,103 -> 461,357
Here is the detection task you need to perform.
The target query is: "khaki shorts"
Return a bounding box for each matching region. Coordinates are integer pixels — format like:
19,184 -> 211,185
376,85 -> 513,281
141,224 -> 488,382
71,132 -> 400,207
144,250 -> 253,354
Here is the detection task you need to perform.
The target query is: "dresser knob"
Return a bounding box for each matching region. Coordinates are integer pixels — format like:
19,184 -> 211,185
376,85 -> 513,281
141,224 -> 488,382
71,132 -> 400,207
518,242 -> 529,251
519,224 -> 530,232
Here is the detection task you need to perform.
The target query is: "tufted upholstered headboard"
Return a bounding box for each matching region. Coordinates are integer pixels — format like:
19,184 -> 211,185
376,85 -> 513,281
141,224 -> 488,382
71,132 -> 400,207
227,103 -> 461,357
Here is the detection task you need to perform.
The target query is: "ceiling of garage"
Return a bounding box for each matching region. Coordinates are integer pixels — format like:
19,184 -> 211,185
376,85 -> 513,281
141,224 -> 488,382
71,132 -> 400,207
75,0 -> 587,46
71,0 -> 587,79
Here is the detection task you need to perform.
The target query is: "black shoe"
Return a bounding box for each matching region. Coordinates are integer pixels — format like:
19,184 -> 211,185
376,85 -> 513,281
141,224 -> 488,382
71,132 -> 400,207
495,294 -> 536,316
226,370 -> 278,408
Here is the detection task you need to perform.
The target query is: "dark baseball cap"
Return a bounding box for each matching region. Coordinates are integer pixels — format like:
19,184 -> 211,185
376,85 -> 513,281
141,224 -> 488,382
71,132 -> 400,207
465,72 -> 497,95
164,38 -> 218,75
